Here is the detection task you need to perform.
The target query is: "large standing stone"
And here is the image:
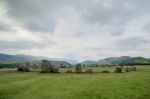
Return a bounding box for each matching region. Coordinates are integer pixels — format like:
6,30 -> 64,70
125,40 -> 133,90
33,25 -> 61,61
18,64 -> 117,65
31,64 -> 39,69
130,66 -> 136,71
66,70 -> 73,73
24,62 -> 30,72
114,65 -> 122,73
17,65 -> 24,71
85,69 -> 93,73
41,60 -> 53,73
51,67 -> 59,73
17,62 -> 30,72
125,66 -> 130,72
132,66 -> 136,71
75,64 -> 82,73
100,70 -> 110,73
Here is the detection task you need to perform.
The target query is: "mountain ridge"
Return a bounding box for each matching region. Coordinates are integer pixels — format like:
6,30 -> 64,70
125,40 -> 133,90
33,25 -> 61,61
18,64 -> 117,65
0,53 -> 150,66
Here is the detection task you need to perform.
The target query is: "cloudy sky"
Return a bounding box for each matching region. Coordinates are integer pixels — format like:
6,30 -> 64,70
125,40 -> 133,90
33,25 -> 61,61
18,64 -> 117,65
0,0 -> 150,61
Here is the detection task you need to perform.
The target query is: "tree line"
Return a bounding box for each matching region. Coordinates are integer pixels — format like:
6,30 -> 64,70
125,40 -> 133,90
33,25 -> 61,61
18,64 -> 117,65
0,63 -> 20,68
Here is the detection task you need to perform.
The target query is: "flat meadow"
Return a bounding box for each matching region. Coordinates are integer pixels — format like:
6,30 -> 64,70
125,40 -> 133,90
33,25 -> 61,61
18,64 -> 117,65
0,66 -> 150,99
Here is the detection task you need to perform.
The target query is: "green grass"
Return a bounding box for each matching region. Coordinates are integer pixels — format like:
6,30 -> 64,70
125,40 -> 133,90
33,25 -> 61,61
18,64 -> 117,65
0,66 -> 150,99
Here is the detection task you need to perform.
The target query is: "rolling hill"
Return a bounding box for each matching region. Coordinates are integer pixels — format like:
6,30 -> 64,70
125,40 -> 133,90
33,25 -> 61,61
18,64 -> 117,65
82,60 -> 97,66
1,54 -> 150,67
97,56 -> 150,65
0,53 -> 47,62
0,53 -> 72,67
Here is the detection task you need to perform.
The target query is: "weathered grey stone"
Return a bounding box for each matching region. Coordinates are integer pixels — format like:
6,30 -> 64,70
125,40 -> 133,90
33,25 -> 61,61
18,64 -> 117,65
66,70 -> 73,73
24,62 -> 30,72
31,64 -> 39,69
17,65 -> 24,71
41,59 -> 59,73
51,67 -> 59,73
17,62 -> 30,72
41,60 -> 53,73
130,66 -> 136,71
132,66 -> 136,71
114,65 -> 122,73
75,64 -> 82,73
100,70 -> 110,73
125,66 -> 130,72
85,69 -> 93,73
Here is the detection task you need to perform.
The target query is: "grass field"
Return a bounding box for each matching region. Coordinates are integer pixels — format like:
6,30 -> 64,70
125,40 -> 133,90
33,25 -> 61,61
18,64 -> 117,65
0,66 -> 150,99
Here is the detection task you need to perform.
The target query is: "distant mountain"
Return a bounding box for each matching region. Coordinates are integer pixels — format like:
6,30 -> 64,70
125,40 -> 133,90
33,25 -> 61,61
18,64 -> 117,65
1,53 -> 150,66
31,60 -> 72,67
0,53 -> 72,67
64,59 -> 78,65
15,54 -> 49,61
0,53 -> 48,62
51,61 -> 72,67
50,58 -> 78,65
81,60 -> 97,66
98,56 -> 150,65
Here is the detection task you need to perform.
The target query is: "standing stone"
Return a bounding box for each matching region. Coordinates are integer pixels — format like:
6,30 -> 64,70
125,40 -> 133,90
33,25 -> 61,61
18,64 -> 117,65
24,62 -> 30,72
114,65 -> 122,73
100,70 -> 110,73
32,64 -> 38,69
17,65 -> 24,71
41,60 -> 53,73
130,66 -> 136,71
17,62 -> 30,72
82,64 -> 86,68
85,69 -> 93,73
75,64 -> 82,73
51,67 -> 59,73
66,70 -> 73,73
132,66 -> 136,71
125,66 -> 130,72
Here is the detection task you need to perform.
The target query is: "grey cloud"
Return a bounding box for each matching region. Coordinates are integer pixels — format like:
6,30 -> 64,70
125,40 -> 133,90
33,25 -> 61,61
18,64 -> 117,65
0,40 -> 54,50
0,0 -> 150,59
2,0 -> 150,35
2,0 -> 85,33
85,47 -> 103,51
23,18 -> 56,33
82,0 -> 150,24
2,0 -> 60,33
0,22 -> 12,32
80,0 -> 150,36
116,37 -> 150,51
